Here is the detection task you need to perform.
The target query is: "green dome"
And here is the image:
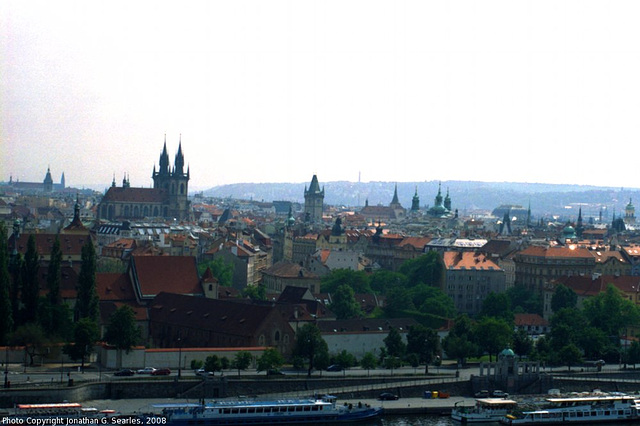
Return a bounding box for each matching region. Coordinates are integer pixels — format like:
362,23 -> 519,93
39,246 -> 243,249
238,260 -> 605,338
500,348 -> 515,357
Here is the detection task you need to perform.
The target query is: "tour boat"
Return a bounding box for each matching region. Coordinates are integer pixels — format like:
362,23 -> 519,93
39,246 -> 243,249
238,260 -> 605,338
451,398 -> 518,423
500,394 -> 640,424
155,396 -> 382,425
9,402 -> 116,419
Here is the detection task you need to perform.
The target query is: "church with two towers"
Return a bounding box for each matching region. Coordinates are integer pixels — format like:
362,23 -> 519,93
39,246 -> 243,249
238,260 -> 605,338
97,137 -> 191,222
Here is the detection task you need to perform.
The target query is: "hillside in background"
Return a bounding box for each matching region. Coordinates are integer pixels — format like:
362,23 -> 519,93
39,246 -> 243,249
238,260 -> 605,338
201,180 -> 640,220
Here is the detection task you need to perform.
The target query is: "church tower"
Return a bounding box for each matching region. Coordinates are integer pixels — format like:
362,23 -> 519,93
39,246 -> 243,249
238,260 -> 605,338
411,186 -> 420,212
43,167 -> 53,192
304,175 -> 324,224
625,198 -> 636,225
152,135 -> 190,220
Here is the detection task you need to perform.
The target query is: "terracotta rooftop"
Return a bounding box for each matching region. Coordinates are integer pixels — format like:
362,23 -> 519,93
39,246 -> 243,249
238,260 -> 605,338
517,245 -> 595,259
130,255 -> 203,298
443,251 -> 502,271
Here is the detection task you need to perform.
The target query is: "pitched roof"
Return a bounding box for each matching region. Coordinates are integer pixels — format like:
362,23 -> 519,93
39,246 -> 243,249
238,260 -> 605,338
517,245 -> 595,259
130,255 -> 203,298
96,273 -> 136,301
514,313 -> 548,327
443,251 -> 502,271
102,187 -> 167,203
149,292 -> 284,337
11,233 -> 90,258
552,274 -> 640,296
262,261 -> 318,279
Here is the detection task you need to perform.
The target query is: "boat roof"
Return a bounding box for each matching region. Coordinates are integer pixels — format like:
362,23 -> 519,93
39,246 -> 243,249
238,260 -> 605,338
17,403 -> 83,409
154,399 -> 331,409
476,398 -> 518,405
547,395 -> 635,403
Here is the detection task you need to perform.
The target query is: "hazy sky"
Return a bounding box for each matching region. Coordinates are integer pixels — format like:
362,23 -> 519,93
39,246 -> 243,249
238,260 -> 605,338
2,1 -> 640,191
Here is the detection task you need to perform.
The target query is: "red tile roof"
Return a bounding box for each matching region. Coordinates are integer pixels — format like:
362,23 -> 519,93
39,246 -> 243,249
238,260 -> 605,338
96,273 -> 136,301
518,245 -> 595,259
514,313 -> 548,327
443,251 -> 502,271
130,255 -> 203,298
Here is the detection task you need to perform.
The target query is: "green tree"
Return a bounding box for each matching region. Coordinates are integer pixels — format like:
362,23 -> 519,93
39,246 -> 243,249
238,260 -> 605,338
10,323 -> 48,366
576,326 -> 609,359
549,307 -> 585,351
75,238 -> 99,322
293,323 -> 329,376
47,236 -> 62,306
64,318 -> 99,369
383,327 -> 406,358
333,350 -> 357,369
512,328 -> 534,358
360,351 -> 377,376
385,287 -> 414,316
411,284 -> 456,318
626,341 -> 640,368
550,284 -> 578,313
505,286 -> 542,315
10,253 -> 23,329
21,235 -> 40,324
0,223 -> 13,344
256,348 -> 284,374
442,314 -> 479,366
474,317 -> 513,361
370,270 -> 407,295
198,258 -> 234,287
232,351 -> 253,376
242,284 -> 266,301
103,305 -> 140,352
406,324 -> 440,373
398,251 -> 445,288
583,284 -> 640,339
329,284 -> 362,320
558,343 -> 583,371
320,269 -> 371,293
204,355 -> 222,375
479,292 -> 514,324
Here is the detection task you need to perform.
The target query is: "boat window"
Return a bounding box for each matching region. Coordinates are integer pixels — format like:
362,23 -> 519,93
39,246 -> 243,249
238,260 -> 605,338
304,406 -> 311,411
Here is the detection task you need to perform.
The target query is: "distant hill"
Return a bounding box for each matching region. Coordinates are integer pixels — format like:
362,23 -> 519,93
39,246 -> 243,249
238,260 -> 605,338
200,180 -> 640,220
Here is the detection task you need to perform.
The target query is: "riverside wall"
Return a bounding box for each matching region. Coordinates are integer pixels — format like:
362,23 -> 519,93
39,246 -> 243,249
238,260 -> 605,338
2,373 -> 639,409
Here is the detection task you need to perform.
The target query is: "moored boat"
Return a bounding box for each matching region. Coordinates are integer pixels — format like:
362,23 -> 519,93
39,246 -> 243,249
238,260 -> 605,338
451,398 -> 518,423
500,394 -> 640,425
155,396 -> 382,425
8,402 -> 117,420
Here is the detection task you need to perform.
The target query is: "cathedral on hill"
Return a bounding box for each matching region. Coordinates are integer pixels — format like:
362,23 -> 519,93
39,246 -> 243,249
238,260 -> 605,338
97,137 -> 191,222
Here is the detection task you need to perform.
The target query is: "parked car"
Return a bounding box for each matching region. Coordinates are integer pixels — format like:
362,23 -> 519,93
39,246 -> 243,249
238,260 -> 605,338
196,368 -> 214,377
474,390 -> 490,398
151,368 -> 171,376
326,364 -> 343,372
137,367 -> 157,374
492,390 -> 509,398
378,392 -> 399,401
113,369 -> 135,377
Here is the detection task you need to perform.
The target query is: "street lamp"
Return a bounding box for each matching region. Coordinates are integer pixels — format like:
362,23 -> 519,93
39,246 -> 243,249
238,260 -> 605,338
4,345 -> 8,388
177,337 -> 182,379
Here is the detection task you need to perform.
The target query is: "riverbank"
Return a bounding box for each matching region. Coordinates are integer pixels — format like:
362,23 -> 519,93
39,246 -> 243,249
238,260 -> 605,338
74,395 -> 473,417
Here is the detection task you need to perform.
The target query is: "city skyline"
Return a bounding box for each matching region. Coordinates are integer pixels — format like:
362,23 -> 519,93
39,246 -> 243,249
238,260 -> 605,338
3,1 -> 640,190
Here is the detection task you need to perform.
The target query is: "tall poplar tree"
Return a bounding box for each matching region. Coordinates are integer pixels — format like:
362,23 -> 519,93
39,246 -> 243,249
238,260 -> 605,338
21,235 -> 40,324
75,238 -> 99,322
0,223 -> 14,344
47,236 -> 62,306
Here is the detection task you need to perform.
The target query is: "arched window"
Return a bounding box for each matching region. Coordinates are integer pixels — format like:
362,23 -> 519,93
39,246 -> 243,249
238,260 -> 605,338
143,206 -> 149,217
124,205 -> 130,217
133,205 -> 140,217
180,183 -> 185,194
274,331 -> 280,342
153,206 -> 159,216
258,334 -> 266,346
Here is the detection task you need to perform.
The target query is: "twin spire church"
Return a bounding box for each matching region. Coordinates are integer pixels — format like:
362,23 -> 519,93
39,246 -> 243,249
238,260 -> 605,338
97,137 -> 191,221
